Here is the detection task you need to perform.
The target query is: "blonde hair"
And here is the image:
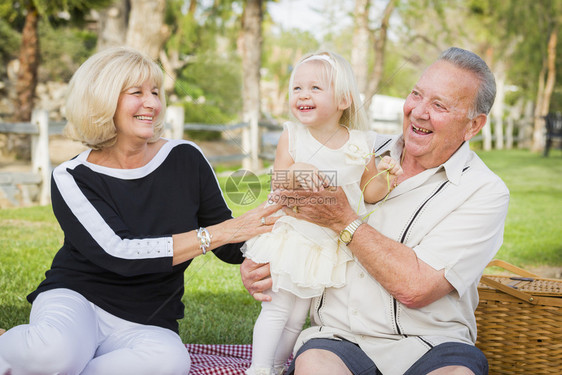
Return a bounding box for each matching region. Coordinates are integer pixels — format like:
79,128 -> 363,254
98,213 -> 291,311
64,47 -> 166,150
289,51 -> 369,131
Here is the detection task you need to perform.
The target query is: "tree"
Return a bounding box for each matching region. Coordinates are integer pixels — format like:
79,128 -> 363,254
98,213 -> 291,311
466,0 -> 561,151
532,26 -> 558,152
240,0 -> 263,171
126,0 -> 166,59
350,0 -> 396,109
351,0 -> 370,95
365,0 -> 396,104
96,0 -> 166,59
9,0 -> 111,122
95,0 -> 129,51
14,3 -> 38,122
159,0 -> 198,94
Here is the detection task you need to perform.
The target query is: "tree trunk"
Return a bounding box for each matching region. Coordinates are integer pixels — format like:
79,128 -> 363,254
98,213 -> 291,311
351,0 -> 370,95
15,6 -> 39,122
241,0 -> 263,171
519,100 -> 534,149
532,27 -> 557,152
365,0 -> 396,103
188,0 -> 197,14
96,0 -> 129,51
126,0 -> 167,59
492,60 -> 505,150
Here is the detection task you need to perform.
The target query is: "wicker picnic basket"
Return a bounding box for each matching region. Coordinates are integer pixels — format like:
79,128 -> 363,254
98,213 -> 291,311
475,260 -> 562,374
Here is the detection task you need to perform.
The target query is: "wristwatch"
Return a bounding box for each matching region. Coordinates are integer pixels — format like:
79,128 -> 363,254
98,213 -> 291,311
339,219 -> 363,245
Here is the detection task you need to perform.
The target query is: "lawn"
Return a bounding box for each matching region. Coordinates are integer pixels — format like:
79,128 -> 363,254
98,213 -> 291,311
0,149 -> 560,344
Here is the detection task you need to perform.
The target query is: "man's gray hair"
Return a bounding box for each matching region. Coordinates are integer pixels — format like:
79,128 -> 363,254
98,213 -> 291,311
438,47 -> 496,117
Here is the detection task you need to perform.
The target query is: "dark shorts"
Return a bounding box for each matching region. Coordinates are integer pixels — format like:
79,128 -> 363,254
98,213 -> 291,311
287,339 -> 488,375
287,338 -> 377,375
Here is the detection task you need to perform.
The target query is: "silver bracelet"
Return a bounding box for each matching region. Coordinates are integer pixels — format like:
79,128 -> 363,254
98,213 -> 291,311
196,227 -> 212,255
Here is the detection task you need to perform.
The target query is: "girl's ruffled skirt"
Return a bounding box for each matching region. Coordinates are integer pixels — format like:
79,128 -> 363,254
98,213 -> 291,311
244,215 -> 353,298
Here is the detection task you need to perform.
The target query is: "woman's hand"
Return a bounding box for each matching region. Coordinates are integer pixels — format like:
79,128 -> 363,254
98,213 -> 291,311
240,259 -> 273,302
271,187 -> 358,233
215,201 -> 281,244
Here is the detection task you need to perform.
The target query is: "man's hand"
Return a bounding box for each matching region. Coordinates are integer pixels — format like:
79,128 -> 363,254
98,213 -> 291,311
271,186 -> 357,233
240,258 -> 273,302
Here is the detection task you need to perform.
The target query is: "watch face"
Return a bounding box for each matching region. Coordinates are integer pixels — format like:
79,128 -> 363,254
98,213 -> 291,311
340,231 -> 352,244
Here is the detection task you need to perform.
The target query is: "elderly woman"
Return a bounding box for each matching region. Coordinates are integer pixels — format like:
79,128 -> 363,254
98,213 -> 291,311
0,47 -> 278,375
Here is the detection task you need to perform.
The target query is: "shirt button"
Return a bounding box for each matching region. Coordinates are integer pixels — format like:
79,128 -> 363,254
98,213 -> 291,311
359,272 -> 365,278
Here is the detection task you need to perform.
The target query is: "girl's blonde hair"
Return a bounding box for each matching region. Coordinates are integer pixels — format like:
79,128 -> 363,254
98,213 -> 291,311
288,50 -> 369,131
64,47 -> 166,150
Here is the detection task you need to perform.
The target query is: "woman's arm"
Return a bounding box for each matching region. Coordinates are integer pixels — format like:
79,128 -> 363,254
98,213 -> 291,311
173,146 -> 282,265
172,201 -> 281,265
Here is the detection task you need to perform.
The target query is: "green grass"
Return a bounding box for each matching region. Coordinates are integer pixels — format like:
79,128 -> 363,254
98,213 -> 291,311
477,149 -> 562,267
0,149 -> 560,343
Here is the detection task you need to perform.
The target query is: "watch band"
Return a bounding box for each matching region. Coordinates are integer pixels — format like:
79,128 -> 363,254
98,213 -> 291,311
339,218 -> 363,245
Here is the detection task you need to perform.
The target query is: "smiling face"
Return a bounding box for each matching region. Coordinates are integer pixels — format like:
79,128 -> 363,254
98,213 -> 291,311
289,60 -> 345,131
402,60 -> 487,170
113,80 -> 162,145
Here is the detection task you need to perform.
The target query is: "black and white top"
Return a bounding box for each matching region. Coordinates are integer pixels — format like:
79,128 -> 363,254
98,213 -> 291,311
28,139 -> 244,332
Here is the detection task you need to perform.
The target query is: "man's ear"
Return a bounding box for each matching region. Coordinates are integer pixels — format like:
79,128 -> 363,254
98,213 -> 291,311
338,96 -> 351,111
464,113 -> 487,141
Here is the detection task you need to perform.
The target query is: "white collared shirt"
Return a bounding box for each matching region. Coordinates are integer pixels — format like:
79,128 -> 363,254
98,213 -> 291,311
295,135 -> 510,374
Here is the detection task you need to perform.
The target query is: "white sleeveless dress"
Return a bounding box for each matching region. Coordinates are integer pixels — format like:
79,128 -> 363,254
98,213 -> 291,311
244,122 -> 377,298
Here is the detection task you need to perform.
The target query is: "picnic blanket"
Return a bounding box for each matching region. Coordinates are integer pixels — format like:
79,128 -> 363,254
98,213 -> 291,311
186,344 -> 252,375
186,344 -> 292,375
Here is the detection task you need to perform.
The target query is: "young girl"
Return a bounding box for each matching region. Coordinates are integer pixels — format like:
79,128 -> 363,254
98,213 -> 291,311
243,51 -> 402,375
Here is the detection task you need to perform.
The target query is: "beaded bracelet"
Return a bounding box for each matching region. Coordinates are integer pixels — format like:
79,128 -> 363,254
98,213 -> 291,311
196,227 -> 212,255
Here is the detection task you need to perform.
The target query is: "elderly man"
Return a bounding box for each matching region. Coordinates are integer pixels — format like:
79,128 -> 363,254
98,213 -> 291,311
241,47 -> 509,375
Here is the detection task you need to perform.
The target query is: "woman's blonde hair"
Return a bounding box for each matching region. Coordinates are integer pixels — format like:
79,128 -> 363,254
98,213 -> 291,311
288,50 -> 369,131
64,47 -> 166,149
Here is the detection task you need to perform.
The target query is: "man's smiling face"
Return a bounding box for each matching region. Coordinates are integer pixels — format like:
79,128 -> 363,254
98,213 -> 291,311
402,60 -> 482,169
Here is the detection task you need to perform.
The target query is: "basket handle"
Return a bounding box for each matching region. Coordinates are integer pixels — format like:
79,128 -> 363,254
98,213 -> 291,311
479,259 -> 540,305
486,259 -> 539,277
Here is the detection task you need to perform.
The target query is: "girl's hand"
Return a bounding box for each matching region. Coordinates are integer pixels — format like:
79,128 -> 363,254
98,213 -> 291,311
288,162 -> 330,191
377,156 -> 403,177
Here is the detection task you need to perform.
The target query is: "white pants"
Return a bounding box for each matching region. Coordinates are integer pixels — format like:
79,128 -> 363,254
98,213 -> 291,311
248,289 -> 310,373
0,288 -> 190,375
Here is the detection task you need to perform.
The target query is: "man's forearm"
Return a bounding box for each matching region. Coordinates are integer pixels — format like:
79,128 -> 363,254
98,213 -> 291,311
348,224 -> 454,308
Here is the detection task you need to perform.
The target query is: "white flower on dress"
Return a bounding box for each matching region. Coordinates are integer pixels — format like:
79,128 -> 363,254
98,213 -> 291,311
343,142 -> 369,165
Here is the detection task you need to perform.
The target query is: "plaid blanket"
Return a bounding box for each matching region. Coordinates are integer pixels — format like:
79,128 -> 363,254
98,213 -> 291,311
186,344 -> 252,375
186,344 -> 292,375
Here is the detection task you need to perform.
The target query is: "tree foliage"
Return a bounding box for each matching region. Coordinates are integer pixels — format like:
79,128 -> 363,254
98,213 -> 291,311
163,0 -> 244,131
0,0 -> 561,149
